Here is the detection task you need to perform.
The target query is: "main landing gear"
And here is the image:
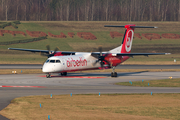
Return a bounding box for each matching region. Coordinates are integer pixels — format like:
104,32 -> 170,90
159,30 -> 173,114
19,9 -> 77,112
46,73 -> 51,78
111,66 -> 117,77
61,72 -> 67,76
46,72 -> 67,78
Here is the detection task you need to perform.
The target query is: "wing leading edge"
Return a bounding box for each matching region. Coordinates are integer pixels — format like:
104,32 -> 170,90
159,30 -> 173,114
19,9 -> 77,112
8,48 -> 76,55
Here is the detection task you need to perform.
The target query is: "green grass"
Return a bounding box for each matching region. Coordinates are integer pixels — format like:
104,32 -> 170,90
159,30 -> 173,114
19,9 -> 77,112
1,94 -> 180,120
1,21 -> 180,64
116,78 -> 180,87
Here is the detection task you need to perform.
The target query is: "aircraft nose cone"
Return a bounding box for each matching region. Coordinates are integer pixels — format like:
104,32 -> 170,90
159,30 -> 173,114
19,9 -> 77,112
42,64 -> 49,73
42,62 -> 62,73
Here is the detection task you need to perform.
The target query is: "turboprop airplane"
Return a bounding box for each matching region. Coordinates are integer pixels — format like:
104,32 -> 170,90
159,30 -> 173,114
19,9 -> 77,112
8,24 -> 170,78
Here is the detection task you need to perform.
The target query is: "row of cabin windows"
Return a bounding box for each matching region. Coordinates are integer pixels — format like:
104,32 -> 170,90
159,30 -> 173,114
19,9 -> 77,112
46,59 -> 61,63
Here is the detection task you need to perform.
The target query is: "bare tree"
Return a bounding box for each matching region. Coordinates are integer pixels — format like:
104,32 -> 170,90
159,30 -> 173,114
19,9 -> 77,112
179,0 -> 180,21
66,0 -> 69,21
149,0 -> 153,21
5,0 -> 10,21
105,0 -> 108,21
15,0 -> 20,20
91,0 -> 95,21
0,0 -> 180,21
1,0 -> 4,19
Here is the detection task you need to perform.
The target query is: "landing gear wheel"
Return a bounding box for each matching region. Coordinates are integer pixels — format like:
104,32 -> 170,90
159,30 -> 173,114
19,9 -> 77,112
46,73 -> 51,78
111,72 -> 117,77
61,72 -> 67,76
111,66 -> 117,77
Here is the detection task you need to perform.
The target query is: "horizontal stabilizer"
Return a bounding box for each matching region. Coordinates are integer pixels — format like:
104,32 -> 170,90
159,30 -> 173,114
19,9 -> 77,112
104,25 -> 157,28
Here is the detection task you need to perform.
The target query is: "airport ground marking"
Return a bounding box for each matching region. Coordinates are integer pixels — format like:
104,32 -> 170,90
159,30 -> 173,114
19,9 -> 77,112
0,85 -> 45,88
39,75 -> 106,79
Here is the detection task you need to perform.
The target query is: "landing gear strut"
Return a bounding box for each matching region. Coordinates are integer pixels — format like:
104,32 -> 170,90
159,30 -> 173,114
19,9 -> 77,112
46,73 -> 51,78
111,66 -> 117,77
61,72 -> 67,76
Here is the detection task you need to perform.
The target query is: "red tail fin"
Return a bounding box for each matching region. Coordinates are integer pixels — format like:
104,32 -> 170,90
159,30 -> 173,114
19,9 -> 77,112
121,24 -> 135,53
106,24 -> 157,53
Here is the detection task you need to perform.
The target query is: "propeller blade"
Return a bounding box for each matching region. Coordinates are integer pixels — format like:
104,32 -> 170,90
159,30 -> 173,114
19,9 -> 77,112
92,60 -> 99,66
104,60 -> 111,67
46,45 -> 50,51
100,61 -> 104,68
54,47 -> 59,53
99,46 -> 102,56
92,46 -> 111,68
46,45 -> 51,54
44,45 -> 60,58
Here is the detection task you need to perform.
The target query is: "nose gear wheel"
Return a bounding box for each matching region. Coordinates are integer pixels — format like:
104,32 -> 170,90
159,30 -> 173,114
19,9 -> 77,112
46,73 -> 51,78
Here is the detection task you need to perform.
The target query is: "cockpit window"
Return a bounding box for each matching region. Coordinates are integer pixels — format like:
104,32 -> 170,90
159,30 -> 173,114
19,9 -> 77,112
45,59 -> 50,63
47,59 -> 61,63
56,60 -> 61,63
50,60 -> 55,63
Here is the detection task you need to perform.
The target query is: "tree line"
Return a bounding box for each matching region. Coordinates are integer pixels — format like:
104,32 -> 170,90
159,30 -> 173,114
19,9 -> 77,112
0,0 -> 180,21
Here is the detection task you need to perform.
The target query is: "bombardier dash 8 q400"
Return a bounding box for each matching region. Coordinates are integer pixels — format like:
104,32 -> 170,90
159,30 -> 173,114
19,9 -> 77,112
8,24 -> 170,78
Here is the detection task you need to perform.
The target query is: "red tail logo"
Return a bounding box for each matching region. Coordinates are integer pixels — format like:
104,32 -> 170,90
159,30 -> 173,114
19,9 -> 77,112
125,30 -> 134,52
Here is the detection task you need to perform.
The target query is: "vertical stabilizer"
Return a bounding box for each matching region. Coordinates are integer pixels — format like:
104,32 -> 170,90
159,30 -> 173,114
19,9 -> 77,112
105,25 -> 157,53
109,24 -> 135,53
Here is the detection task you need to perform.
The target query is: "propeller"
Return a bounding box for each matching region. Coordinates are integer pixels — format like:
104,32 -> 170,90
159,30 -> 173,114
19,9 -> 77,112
93,46 -> 111,68
46,45 -> 51,54
41,45 -> 59,58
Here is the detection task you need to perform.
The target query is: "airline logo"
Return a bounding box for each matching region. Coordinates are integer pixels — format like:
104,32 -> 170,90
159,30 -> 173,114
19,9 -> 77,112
125,30 -> 134,52
67,57 -> 87,67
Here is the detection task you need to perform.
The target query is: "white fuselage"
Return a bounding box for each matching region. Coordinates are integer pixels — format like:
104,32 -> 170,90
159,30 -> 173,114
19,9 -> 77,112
42,53 -> 100,73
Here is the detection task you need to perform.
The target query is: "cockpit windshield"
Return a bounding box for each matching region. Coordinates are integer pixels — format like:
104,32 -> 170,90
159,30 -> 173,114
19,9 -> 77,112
50,60 -> 55,63
45,59 -> 61,63
56,60 -> 60,63
45,59 -> 50,63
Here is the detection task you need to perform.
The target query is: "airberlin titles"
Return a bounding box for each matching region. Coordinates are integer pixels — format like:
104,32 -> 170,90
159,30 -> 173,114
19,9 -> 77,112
0,30 -> 180,40
66,57 -> 87,68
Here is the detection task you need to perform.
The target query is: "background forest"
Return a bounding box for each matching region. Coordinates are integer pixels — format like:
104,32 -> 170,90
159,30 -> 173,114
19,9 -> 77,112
0,0 -> 180,21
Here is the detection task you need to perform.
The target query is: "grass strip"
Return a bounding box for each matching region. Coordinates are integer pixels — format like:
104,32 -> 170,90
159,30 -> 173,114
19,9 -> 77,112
116,78 -> 180,87
0,94 -> 180,120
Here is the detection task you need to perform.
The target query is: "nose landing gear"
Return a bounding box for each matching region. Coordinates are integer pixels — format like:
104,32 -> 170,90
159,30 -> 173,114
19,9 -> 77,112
46,73 -> 51,78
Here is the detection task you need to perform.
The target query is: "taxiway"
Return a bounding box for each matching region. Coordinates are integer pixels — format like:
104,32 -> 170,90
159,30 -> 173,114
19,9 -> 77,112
0,64 -> 180,69
0,72 -> 180,120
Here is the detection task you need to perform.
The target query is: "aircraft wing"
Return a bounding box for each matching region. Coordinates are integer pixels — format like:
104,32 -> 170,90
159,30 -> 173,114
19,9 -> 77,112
114,53 -> 171,57
8,48 -> 76,55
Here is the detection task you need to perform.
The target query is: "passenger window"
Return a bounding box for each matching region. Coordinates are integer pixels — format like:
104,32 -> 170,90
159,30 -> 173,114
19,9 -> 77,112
46,60 -> 50,63
50,60 -> 55,63
56,60 -> 61,63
